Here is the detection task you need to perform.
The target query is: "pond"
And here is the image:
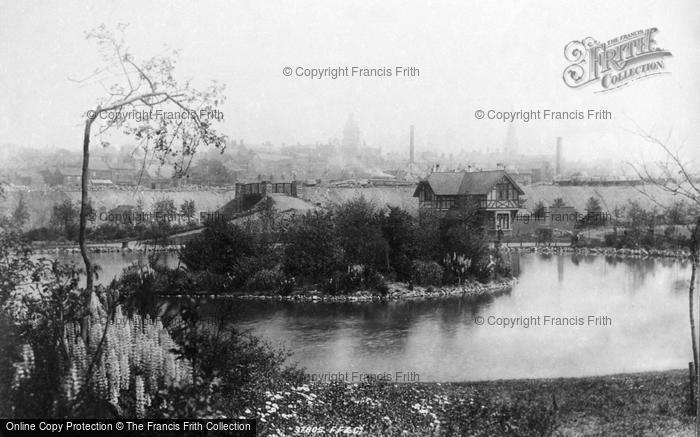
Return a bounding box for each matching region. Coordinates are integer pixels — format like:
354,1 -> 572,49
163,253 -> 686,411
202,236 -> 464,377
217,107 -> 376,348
57,252 -> 694,382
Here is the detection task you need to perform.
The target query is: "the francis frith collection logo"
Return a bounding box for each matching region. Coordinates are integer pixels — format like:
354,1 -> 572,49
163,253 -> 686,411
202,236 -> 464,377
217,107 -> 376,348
563,28 -> 672,92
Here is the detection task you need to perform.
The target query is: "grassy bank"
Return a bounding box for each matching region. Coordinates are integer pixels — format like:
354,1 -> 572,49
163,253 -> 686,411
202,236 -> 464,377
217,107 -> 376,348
251,369 -> 693,436
465,370 -> 692,436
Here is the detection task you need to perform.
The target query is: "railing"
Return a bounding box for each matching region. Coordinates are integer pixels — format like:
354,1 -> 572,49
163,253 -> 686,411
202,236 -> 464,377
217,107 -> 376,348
480,199 -> 519,209
420,200 -> 519,210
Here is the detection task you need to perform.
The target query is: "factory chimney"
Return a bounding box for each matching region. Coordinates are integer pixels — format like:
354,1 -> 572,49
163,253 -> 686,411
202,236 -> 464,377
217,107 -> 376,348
409,125 -> 415,164
556,137 -> 563,177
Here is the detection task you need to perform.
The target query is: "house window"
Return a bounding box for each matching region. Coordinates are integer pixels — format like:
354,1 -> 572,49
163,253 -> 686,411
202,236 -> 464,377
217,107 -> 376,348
437,196 -> 455,210
495,182 -> 518,201
496,183 -> 509,200
420,187 -> 434,203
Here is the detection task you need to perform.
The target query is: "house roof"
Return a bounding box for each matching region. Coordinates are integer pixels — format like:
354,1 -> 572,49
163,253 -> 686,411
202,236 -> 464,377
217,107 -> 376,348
416,170 -> 525,196
425,172 -> 464,195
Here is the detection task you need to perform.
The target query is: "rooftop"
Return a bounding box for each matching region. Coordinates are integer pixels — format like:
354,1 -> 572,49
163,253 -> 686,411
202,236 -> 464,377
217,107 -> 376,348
419,170 -> 524,196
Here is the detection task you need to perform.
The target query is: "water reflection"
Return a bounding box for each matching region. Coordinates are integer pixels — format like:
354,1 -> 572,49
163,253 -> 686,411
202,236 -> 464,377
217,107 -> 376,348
52,252 -> 695,382
224,254 -> 692,382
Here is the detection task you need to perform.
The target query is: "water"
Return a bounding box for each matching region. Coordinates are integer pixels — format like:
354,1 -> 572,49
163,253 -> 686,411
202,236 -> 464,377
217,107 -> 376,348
229,253 -> 694,382
47,252 -> 180,287
56,252 -> 695,382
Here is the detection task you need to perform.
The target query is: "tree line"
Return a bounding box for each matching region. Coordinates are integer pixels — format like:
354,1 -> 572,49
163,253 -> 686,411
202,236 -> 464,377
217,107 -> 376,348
178,197 -> 511,296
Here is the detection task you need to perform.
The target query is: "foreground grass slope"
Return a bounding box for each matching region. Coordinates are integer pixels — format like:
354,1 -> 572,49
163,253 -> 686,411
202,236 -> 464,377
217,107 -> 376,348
469,370 -> 692,436
252,370 -> 693,436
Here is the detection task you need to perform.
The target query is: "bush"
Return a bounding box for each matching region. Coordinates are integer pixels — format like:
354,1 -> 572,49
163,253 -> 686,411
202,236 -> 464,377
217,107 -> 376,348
603,232 -> 618,248
440,223 -> 489,277
283,210 -> 343,283
535,228 -> 553,245
320,265 -> 388,295
410,260 -> 443,286
322,270 -> 346,296
244,266 -> 286,293
381,206 -> 417,281
180,221 -> 270,288
365,269 -> 389,295
333,197 -> 388,271
443,253 -> 472,284
181,198 -> 507,294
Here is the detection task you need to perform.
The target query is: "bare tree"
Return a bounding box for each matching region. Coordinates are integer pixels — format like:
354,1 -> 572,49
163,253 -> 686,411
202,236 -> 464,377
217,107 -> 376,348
74,24 -> 226,291
66,24 -> 227,414
627,124 -> 700,428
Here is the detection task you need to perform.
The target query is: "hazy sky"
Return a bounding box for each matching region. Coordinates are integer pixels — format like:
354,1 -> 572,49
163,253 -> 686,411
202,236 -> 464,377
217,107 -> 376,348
0,0 -> 698,165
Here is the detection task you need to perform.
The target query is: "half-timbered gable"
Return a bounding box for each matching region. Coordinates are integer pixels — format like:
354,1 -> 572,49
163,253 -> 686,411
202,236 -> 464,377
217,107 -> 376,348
413,170 -> 524,233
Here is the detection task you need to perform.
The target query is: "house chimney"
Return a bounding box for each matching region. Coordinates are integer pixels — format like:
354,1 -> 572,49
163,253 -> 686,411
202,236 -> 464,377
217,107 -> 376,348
556,137 -> 563,177
409,125 -> 415,164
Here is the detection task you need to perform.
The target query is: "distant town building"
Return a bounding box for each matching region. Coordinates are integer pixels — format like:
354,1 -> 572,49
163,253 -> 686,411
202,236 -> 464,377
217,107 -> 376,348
54,167 -> 83,185
503,123 -> 518,156
556,136 -> 563,177
341,113 -> 361,157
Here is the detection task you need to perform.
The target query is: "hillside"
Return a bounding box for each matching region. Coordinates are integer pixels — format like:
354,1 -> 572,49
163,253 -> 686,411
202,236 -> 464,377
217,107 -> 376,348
0,187 -> 236,229
521,183 -> 684,212
300,185 -> 418,215
1,182 -> 689,231
302,183 -> 687,216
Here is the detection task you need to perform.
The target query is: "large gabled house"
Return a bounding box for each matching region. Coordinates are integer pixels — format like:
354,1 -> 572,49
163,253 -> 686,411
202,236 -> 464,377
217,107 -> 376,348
413,170 -> 524,234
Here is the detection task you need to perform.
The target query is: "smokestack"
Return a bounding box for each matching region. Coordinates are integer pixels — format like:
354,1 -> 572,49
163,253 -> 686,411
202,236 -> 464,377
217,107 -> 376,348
556,137 -> 563,177
409,125 -> 415,164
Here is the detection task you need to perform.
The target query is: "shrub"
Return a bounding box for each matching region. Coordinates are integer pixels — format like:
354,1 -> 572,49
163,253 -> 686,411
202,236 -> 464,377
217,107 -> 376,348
345,264 -> 366,290
381,206 -> 417,280
443,253 -> 472,284
244,267 -> 286,293
283,210 -> 343,283
180,221 -> 271,288
333,197 -> 388,272
440,223 -> 489,277
535,228 -> 553,245
319,265 -> 387,295
365,269 -> 389,295
410,260 -> 443,286
603,232 -> 618,248
10,304 -> 191,418
322,270 -> 346,296
470,251 -> 512,282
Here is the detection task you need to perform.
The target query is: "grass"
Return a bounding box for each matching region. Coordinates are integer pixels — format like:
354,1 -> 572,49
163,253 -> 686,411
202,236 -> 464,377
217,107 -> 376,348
465,369 -> 693,436
243,369 -> 695,436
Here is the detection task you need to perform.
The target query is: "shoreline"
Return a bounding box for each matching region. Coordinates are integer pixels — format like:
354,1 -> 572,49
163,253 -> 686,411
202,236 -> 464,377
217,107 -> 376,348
32,241 -> 692,260
500,244 -> 692,259
163,278 -> 517,302
31,243 -> 183,254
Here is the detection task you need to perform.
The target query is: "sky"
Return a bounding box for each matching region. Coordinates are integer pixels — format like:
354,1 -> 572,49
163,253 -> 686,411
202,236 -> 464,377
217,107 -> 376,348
0,0 -> 698,166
